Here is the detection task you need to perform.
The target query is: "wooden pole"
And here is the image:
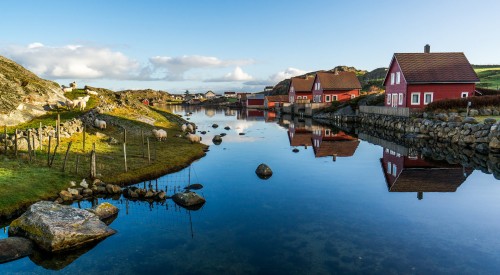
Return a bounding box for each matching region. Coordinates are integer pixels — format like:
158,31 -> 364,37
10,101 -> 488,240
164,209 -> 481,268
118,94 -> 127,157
141,130 -> 145,158
83,124 -> 86,152
31,132 -> 36,160
90,143 -> 96,179
123,142 -> 128,172
62,141 -> 72,172
147,137 -> 151,163
49,141 -> 59,167
14,129 -> 18,158
56,114 -> 60,146
123,128 -> 127,144
3,125 -> 6,155
27,130 -> 32,162
47,136 -> 52,166
39,122 -> 43,151
75,155 -> 80,175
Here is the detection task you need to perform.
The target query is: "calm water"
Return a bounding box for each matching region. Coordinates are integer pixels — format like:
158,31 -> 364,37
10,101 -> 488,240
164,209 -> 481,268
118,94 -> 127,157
1,106 -> 499,274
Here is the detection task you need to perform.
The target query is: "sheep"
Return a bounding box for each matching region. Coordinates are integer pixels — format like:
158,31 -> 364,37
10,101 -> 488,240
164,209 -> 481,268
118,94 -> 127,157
181,124 -> 187,132
65,99 -> 76,110
62,86 -> 73,93
152,129 -> 167,141
70,81 -> 77,89
86,89 -> 98,95
187,123 -> 194,133
94,118 -> 107,130
76,100 -> 87,111
186,133 -> 201,144
77,95 -> 90,102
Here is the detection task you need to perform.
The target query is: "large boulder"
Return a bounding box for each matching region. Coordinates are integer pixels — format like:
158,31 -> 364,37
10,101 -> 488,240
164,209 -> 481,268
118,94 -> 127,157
255,163 -> 273,179
8,201 -> 116,252
172,191 -> 206,209
212,135 -> 222,145
87,202 -> 119,220
0,237 -> 34,263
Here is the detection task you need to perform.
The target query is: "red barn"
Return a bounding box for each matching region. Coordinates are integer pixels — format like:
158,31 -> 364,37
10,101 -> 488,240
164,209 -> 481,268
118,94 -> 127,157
288,76 -> 314,103
383,45 -> 479,108
312,71 -> 361,103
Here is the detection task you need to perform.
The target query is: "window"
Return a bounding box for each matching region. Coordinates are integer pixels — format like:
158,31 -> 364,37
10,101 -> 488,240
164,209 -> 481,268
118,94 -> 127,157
314,82 -> 321,90
392,164 -> 397,176
325,129 -> 331,136
350,94 -> 355,99
424,92 -> 433,105
390,73 -> 395,85
332,95 -> 338,101
396,72 -> 401,84
461,92 -> 468,98
325,95 -> 331,102
387,94 -> 392,105
411,92 -> 420,105
387,162 -> 392,174
290,86 -> 294,93
398,93 -> 403,105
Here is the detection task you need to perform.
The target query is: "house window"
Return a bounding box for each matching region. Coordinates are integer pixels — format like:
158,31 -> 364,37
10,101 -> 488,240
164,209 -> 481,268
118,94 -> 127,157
390,73 -> 395,85
387,94 -> 392,105
424,92 -> 433,105
350,94 -> 355,99
411,92 -> 420,105
332,95 -> 338,101
290,87 -> 294,93
325,95 -> 331,102
387,162 -> 392,174
398,93 -> 403,105
325,129 -> 331,136
392,164 -> 397,176
461,92 -> 468,98
396,72 -> 401,84
314,82 -> 321,90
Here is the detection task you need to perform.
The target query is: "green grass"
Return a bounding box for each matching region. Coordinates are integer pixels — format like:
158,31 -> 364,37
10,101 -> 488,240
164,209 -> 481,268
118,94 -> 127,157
0,104 -> 206,218
475,116 -> 499,123
475,67 -> 500,90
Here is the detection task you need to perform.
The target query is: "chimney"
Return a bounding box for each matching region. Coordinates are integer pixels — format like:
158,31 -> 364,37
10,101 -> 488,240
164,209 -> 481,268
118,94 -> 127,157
424,44 -> 430,53
334,68 -> 339,75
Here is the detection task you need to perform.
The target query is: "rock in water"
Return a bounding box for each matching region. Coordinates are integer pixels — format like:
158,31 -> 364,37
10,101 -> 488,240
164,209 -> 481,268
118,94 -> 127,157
224,126 -> 230,130
8,201 -> 116,252
212,123 -> 219,128
184,183 -> 204,190
0,237 -> 34,263
255,163 -> 273,179
87,202 -> 119,221
212,135 -> 222,145
172,191 -> 206,208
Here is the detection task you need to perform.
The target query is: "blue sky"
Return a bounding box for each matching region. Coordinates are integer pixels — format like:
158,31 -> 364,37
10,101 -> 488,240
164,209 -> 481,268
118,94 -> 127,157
1,0 -> 499,93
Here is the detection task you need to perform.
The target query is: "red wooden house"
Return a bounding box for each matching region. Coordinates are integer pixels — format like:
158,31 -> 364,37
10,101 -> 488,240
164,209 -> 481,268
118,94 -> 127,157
383,45 -> 480,108
264,95 -> 289,109
288,76 -> 315,103
312,129 -> 359,158
311,71 -> 361,103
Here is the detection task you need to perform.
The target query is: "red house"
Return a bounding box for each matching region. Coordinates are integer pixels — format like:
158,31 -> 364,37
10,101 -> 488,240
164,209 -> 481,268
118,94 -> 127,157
264,95 -> 288,109
312,71 -> 361,103
312,129 -> 359,158
288,76 -> 314,103
383,45 -> 480,108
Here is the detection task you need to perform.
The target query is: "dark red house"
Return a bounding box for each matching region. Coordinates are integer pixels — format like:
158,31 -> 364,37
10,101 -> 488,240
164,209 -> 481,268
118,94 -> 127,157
311,71 -> 361,103
288,76 -> 315,103
312,129 -> 359,158
383,45 -> 480,108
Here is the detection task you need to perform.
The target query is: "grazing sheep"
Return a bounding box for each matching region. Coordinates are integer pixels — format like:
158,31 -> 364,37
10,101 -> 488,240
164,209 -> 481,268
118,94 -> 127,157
62,86 -> 73,93
187,124 -> 194,133
86,89 -> 98,95
181,124 -> 187,132
66,99 -> 76,110
76,100 -> 87,111
186,133 -> 201,144
94,118 -> 107,130
152,129 -> 167,141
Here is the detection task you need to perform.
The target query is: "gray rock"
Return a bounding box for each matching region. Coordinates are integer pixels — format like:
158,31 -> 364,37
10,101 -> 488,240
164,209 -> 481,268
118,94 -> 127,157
8,201 -> 115,252
0,237 -> 34,263
105,184 -> 121,194
184,183 -> 203,190
463,117 -> 478,124
255,163 -> 273,179
212,135 -> 222,145
59,190 -> 73,202
87,202 -> 119,220
172,191 -> 206,208
484,118 -> 497,125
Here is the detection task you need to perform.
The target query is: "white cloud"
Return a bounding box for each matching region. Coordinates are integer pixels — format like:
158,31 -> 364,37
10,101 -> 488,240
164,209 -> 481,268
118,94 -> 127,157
205,67 -> 253,82
244,67 -> 308,86
3,43 -> 140,80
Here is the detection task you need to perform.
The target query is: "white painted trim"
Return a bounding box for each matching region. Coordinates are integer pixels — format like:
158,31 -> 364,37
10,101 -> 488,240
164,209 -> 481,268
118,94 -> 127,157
423,92 -> 433,105
461,92 -> 468,98
411,92 -> 420,105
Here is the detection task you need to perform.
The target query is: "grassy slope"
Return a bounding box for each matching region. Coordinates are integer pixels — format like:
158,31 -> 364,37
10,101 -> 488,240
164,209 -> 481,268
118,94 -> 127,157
0,91 -> 206,217
474,66 -> 500,90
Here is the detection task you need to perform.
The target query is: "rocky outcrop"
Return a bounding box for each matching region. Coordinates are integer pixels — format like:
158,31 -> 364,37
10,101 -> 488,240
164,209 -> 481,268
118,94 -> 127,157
172,191 -> 206,209
8,201 -> 116,252
0,237 -> 34,263
87,202 -> 119,220
255,163 -> 273,179
123,187 -> 167,201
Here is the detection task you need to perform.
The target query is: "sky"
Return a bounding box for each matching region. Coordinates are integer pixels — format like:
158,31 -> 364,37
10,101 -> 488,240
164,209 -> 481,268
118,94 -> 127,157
1,0 -> 499,93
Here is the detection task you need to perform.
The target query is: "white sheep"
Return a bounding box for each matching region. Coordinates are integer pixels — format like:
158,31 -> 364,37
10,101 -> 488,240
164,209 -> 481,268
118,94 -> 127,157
94,118 -> 107,130
62,86 -> 73,93
152,129 -> 167,141
66,99 -> 76,110
181,124 -> 187,132
70,81 -> 77,89
186,133 -> 201,143
76,100 -> 87,111
187,124 -> 194,133
86,89 -> 98,95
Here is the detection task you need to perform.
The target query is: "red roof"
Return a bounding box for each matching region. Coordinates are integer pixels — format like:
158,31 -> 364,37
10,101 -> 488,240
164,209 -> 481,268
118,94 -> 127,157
316,71 -> 362,90
385,52 -> 479,84
290,76 -> 315,92
265,95 -> 288,102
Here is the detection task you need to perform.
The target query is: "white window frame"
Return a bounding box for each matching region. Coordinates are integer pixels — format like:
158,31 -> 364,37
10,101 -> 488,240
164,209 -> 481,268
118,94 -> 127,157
325,129 -> 331,136
350,94 -> 355,99
332,95 -> 338,101
423,92 -> 433,105
392,164 -> 397,176
390,73 -> 395,85
398,93 -> 403,105
325,95 -> 331,102
387,162 -> 392,174
396,72 -> 401,84
461,92 -> 468,98
411,92 -> 420,105
387,94 -> 392,105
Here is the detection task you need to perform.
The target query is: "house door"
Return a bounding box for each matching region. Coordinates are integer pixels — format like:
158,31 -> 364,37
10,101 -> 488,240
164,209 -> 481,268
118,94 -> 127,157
391,94 -> 398,107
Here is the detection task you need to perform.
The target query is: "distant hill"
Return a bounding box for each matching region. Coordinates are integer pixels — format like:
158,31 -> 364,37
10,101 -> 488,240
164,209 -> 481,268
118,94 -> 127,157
269,66 -> 387,95
115,89 -> 172,108
0,55 -> 66,125
473,65 -> 500,90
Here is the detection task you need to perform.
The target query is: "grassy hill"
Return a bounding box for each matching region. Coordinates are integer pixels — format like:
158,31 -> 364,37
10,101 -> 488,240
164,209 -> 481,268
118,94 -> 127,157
473,65 -> 500,90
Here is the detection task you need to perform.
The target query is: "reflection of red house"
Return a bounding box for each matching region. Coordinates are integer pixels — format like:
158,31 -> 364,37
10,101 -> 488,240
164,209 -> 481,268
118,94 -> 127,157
380,148 -> 472,200
142,99 -> 150,106
288,76 -> 315,103
287,124 -> 313,147
383,45 -> 479,108
265,111 -> 277,122
312,71 -> 361,103
246,94 -> 265,108
312,130 -> 359,158
265,95 -> 288,109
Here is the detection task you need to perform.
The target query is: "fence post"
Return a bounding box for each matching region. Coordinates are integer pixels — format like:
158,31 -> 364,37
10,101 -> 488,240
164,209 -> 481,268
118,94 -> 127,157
27,130 -> 32,162
123,142 -> 128,172
75,155 -> 80,175
14,129 -> 18,158
123,128 -> 127,144
31,132 -> 36,160
39,122 -> 43,151
83,124 -> 86,152
47,136 -> 52,166
56,114 -> 60,146
3,125 -> 6,155
141,130 -> 145,158
147,137 -> 151,163
62,141 -> 72,172
90,143 -> 96,179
